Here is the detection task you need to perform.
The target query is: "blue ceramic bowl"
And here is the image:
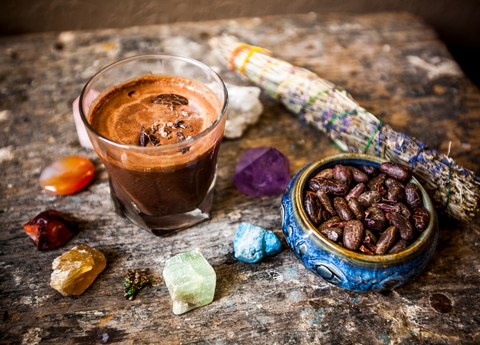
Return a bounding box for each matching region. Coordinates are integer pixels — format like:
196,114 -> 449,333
281,153 -> 438,292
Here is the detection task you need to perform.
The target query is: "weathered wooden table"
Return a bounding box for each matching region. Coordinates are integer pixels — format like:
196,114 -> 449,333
1,12 -> 480,344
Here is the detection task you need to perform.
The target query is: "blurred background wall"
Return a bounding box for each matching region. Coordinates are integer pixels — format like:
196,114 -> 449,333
1,0 -> 479,85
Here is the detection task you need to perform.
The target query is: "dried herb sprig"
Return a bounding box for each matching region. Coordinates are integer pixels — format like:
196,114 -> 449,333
209,34 -> 480,222
124,269 -> 149,301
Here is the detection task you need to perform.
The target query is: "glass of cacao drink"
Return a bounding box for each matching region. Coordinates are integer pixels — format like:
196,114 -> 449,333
79,55 -> 228,235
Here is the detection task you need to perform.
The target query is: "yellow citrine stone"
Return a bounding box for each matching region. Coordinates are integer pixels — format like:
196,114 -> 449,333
50,244 -> 106,296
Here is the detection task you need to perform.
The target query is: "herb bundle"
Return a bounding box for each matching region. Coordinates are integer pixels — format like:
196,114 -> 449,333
210,34 -> 480,222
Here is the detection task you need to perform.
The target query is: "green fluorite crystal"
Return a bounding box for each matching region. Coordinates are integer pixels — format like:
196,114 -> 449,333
163,250 -> 216,315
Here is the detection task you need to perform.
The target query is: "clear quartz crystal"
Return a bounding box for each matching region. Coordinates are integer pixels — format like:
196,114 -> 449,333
224,84 -> 263,139
163,250 -> 216,315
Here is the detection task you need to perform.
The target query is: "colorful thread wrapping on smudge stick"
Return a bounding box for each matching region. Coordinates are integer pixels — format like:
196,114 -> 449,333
325,86 -> 335,121
275,72 -> 316,101
210,34 -> 480,222
377,124 -> 384,158
229,43 -> 271,72
252,59 -> 280,85
446,160 -> 453,210
239,47 -> 265,73
411,147 -> 426,171
365,120 -> 382,155
228,44 -> 251,70
343,109 -> 356,150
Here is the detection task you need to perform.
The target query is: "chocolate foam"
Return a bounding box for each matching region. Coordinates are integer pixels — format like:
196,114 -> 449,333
88,75 -> 223,170
90,75 -> 221,146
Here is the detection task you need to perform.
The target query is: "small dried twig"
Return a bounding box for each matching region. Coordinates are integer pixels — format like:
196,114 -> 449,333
124,269 -> 149,301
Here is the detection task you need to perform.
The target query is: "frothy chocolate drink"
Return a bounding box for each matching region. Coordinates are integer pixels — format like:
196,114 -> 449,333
90,75 -> 220,147
88,75 -> 224,229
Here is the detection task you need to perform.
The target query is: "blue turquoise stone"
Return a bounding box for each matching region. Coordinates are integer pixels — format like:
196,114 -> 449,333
234,222 -> 283,263
265,231 -> 283,255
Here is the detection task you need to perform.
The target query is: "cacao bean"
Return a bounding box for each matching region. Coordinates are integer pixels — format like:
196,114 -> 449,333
348,197 -> 365,221
306,163 -> 423,255
387,239 -> 411,254
363,229 -> 378,245
394,202 -> 412,219
367,173 -> 387,193
304,191 -> 323,225
309,178 -> 349,196
358,190 -> 382,208
358,165 -> 378,177
388,212 -> 414,240
405,183 -> 422,209
384,185 -> 405,203
333,197 -> 356,221
327,221 -> 347,228
364,206 -> 387,232
375,202 -> 411,219
374,203 -> 400,213
385,178 -> 405,190
412,208 -> 429,232
321,227 -> 343,242
375,226 -> 399,254
379,162 -> 412,182
333,164 -> 353,187
346,166 -> 369,183
318,216 -> 342,232
343,220 -> 364,250
321,210 -> 332,222
316,190 -> 337,216
345,183 -> 366,202
313,168 -> 333,180
152,93 -> 188,106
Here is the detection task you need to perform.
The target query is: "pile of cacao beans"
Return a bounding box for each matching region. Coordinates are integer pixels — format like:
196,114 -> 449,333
304,162 -> 430,255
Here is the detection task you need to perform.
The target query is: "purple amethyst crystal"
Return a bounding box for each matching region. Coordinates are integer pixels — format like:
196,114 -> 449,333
233,147 -> 290,197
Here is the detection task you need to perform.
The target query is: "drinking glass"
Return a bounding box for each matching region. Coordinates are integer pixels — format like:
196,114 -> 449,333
79,54 -> 228,236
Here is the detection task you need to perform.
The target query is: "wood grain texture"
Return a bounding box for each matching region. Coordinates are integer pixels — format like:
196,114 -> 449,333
1,12 -> 480,344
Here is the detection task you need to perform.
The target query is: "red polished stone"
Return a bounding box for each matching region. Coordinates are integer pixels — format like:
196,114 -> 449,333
24,210 -> 78,250
39,156 -> 94,195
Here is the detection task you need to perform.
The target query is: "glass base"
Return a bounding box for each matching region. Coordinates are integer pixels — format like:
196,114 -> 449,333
109,175 -> 215,236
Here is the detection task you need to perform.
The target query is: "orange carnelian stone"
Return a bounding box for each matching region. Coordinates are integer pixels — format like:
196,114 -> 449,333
39,156 -> 94,195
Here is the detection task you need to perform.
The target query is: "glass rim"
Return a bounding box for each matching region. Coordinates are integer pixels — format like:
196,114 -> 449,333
79,53 -> 229,150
